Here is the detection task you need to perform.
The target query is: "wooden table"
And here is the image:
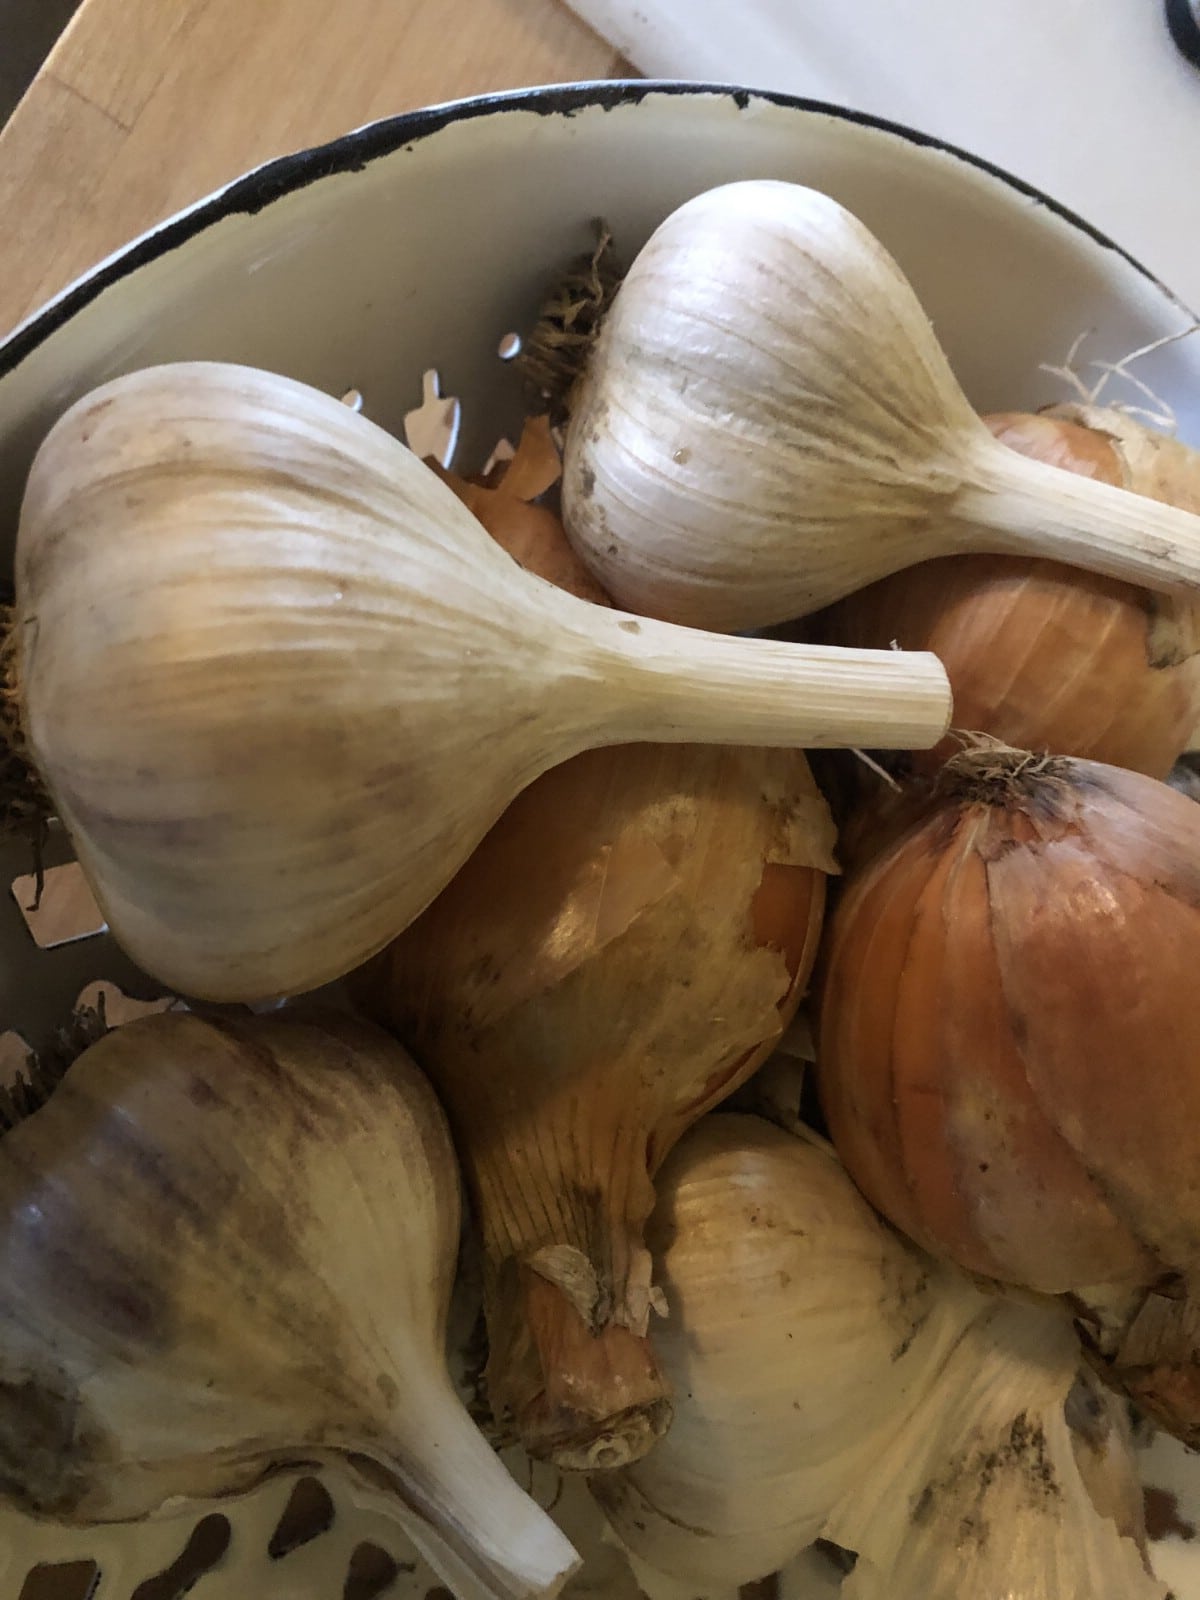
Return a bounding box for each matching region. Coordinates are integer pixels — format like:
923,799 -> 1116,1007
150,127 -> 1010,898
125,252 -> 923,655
0,0 -> 628,340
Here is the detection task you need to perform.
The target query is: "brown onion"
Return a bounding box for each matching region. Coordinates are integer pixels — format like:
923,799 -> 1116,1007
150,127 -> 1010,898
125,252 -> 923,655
356,740 -> 834,1471
815,412 -> 1200,778
818,744 -> 1200,1296
355,454 -> 836,1472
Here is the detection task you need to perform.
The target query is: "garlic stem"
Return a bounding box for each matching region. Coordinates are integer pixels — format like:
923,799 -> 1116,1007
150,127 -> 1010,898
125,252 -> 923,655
580,606 -> 952,751
350,1377 -> 579,1600
957,437 -> 1200,595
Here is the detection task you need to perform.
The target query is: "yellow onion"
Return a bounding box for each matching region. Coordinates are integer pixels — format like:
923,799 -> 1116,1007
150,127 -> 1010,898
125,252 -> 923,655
1048,403 -> 1200,517
819,744 -> 1200,1295
816,411 -> 1200,778
0,1011 -> 579,1600
355,739 -> 835,1473
430,415 -> 611,607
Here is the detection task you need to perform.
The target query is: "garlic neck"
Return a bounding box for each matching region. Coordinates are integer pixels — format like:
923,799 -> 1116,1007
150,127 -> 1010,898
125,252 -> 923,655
567,600 -> 951,753
346,1371 -> 579,1600
955,435 -> 1200,596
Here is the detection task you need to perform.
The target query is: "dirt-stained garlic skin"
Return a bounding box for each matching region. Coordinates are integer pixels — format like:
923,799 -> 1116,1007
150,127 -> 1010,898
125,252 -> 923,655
562,181 -> 1200,632
593,1115 -> 981,1588
0,1011 -> 579,1600
819,748 -> 1200,1297
356,741 -> 835,1472
12,361 -> 948,1002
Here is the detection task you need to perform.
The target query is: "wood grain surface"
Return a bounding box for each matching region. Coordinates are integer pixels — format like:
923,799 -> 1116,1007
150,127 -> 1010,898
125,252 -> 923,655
0,0 -> 628,338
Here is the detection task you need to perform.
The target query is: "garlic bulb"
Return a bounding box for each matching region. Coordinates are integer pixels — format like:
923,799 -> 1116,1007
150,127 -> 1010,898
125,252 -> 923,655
561,180 -> 1200,631
817,412 -> 1200,778
821,1292 -> 1165,1600
355,742 -> 835,1470
0,1010 -> 579,1600
9,361 -> 949,1001
598,1115 -> 1162,1600
819,743 -> 1200,1294
592,1115 -> 983,1587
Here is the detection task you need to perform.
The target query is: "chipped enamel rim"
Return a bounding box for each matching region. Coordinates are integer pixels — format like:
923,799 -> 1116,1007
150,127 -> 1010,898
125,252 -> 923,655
1,78 -> 1196,376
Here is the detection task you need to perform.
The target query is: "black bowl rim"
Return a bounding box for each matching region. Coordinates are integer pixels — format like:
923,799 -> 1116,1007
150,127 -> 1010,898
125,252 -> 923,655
1,77 -> 1194,382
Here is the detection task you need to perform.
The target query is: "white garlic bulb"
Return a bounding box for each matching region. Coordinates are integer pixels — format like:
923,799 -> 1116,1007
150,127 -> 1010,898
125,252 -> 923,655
10,361 -> 949,1000
562,180 -> 1200,631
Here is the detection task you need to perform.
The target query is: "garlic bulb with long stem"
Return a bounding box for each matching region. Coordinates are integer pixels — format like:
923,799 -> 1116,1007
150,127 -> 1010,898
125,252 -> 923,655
6,361 -> 948,1002
0,1010 -> 579,1600
819,743 -> 1200,1295
355,739 -> 835,1471
561,180 -> 1200,631
817,411 -> 1200,777
597,1116 -> 1162,1599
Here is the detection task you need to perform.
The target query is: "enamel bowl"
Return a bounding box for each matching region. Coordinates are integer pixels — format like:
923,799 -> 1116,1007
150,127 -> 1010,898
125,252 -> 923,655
0,82 -> 1197,1600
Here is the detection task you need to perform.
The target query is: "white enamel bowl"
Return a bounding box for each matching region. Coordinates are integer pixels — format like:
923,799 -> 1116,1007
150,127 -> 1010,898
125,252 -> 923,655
0,82 -> 1197,1600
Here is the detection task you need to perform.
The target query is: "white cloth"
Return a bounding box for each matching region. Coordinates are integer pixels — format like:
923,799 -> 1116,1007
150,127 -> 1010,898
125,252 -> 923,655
568,0 -> 1200,312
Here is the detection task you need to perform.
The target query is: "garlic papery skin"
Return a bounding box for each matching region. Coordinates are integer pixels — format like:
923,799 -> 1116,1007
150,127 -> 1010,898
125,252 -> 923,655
592,1115 -> 985,1590
1074,1278 -> 1200,1447
818,746 -> 1200,1295
0,1011 -> 579,1600
12,361 -> 949,1001
821,1294 -> 1166,1600
356,743 -> 835,1471
561,180 -> 1200,632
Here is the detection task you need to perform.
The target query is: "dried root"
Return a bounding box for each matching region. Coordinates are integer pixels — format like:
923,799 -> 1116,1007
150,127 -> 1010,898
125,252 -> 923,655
516,223 -> 624,423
